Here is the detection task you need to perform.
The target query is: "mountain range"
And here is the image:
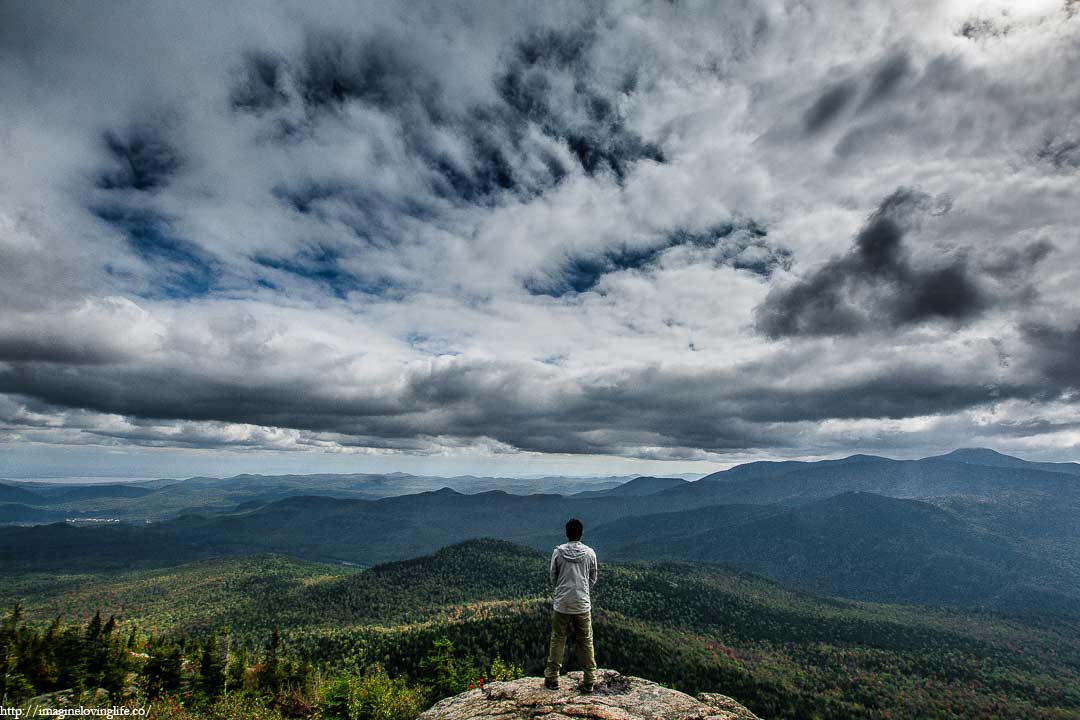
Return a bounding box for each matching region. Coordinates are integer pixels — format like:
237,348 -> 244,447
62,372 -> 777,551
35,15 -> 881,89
4,538 -> 1080,719
0,471 -> 633,522
2,448 -> 1079,615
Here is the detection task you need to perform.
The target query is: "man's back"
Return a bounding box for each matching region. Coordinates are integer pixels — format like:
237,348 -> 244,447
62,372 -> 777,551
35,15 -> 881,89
550,540 -> 598,614
546,518 -> 598,691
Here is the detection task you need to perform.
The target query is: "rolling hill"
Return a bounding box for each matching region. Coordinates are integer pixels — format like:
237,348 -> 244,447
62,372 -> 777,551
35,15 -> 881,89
928,447 -> 1080,476
4,539 -> 1080,719
0,481 -> 45,504
0,471 -> 629,522
600,492 -> 1080,613
3,486 -> 1079,614
3,448 -> 1079,616
572,476 -> 688,497
669,456 -> 1080,507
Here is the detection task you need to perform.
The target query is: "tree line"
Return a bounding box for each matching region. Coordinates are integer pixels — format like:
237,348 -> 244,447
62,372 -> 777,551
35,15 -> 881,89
0,602 -> 521,720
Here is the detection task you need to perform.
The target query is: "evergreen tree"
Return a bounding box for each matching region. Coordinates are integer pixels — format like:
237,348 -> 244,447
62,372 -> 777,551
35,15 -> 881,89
196,634 -> 226,702
226,645 -> 247,692
57,622 -> 89,691
144,640 -> 182,699
84,612 -> 115,691
219,628 -> 232,695
0,603 -> 20,704
86,610 -> 103,641
258,627 -> 283,693
418,637 -> 481,700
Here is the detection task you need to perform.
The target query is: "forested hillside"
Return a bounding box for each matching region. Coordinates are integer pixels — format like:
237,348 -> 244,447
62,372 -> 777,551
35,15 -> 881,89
4,539 -> 1080,719
4,450 -> 1080,719
0,472 -> 629,522
4,482 -> 1078,614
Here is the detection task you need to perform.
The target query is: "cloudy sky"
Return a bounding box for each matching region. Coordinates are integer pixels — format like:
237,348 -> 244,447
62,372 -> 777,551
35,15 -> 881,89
1,0 -> 1079,479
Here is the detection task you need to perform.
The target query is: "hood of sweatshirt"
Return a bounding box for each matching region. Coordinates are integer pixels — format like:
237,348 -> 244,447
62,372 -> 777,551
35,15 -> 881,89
557,541 -> 589,563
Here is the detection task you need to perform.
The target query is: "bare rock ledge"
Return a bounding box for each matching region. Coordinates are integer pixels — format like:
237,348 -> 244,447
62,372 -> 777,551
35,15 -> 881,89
418,669 -> 760,720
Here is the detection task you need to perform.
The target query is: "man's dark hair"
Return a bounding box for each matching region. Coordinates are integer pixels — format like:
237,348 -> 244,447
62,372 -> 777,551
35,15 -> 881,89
565,517 -> 583,541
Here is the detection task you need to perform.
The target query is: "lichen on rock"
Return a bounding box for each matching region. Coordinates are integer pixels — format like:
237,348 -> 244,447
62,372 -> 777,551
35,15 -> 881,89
417,669 -> 760,720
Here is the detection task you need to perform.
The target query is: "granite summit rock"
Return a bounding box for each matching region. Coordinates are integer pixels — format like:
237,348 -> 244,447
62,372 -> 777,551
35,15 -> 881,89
417,669 -> 760,720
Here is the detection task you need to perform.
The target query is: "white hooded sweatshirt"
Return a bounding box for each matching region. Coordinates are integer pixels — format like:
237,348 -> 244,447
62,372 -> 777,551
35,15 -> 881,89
550,540 -> 598,614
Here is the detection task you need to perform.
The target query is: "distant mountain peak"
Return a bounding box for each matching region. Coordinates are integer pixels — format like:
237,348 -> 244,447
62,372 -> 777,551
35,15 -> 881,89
841,453 -> 890,462
943,447 -> 1013,459
571,475 -> 687,498
622,475 -> 687,489
931,447 -> 1029,467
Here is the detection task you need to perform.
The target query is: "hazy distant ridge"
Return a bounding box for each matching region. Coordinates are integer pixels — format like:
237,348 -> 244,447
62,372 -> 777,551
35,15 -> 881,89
2,448 -> 1079,615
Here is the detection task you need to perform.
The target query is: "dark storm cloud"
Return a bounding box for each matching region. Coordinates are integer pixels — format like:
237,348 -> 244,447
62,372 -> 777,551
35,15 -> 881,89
754,188 -> 1047,338
0,337 -> 124,365
494,27 -> 665,182
730,366 -> 1023,423
705,223 -> 793,277
859,51 -> 911,109
800,50 -> 912,137
296,33 -> 442,116
1037,135 -> 1080,170
525,221 -> 789,297
229,52 -> 289,115
230,33 -> 517,203
957,17 -> 1011,40
0,360 -> 400,435
0,345 -> 1023,456
513,363 -> 1013,454
1021,322 -> 1080,390
230,32 -> 517,205
980,239 -> 1056,279
96,125 -> 183,192
88,116 -> 220,298
231,25 -> 664,208
803,80 -> 858,133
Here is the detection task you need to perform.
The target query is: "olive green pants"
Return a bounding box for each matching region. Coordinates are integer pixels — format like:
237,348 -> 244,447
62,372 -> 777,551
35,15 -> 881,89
544,610 -> 596,683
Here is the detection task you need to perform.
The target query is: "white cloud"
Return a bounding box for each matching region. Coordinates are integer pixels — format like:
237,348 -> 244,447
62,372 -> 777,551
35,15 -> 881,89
1,0 -> 1079,475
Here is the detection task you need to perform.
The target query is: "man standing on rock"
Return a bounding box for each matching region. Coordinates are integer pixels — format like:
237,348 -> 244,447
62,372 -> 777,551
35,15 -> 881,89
545,517 -> 599,692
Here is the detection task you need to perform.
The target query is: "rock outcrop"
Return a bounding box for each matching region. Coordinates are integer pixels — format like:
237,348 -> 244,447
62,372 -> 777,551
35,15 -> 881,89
418,669 -> 760,720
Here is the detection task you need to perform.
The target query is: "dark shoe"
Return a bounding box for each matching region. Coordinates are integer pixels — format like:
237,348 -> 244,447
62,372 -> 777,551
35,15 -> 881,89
544,677 -> 559,690
578,680 -> 596,693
